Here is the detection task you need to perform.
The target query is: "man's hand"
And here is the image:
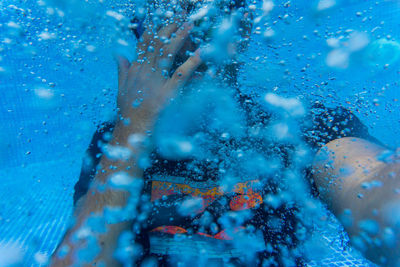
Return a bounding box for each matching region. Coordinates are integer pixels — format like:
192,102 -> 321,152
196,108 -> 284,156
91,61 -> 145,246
115,18 -> 202,138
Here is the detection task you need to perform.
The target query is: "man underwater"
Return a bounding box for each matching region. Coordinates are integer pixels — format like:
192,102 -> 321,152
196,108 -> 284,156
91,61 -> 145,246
50,2 -> 400,266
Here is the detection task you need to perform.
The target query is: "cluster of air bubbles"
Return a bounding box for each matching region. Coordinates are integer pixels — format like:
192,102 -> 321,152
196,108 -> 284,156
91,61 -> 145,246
39,0 -> 100,20
154,80 -> 245,160
177,197 -> 204,216
34,87 -> 55,100
365,38 -> 400,69
114,231 -> 141,266
127,133 -> 147,149
315,0 -> 337,12
30,85 -> 61,111
326,31 -> 369,69
0,243 -> 25,266
102,144 -> 132,161
324,25 -> 400,72
200,13 -> 242,62
264,93 -> 305,118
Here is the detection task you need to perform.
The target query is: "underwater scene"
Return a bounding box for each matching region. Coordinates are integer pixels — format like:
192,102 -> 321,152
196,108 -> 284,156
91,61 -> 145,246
2,0 -> 400,266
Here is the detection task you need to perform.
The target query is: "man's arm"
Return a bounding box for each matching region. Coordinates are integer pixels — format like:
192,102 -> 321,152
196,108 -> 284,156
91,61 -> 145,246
313,137 -> 400,266
50,17 -> 202,266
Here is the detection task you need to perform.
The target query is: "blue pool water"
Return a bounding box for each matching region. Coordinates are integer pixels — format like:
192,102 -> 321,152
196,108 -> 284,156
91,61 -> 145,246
1,0 -> 400,266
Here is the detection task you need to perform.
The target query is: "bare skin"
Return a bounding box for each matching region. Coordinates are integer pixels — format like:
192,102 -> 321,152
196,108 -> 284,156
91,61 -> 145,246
50,17 -> 202,267
313,137 -> 400,266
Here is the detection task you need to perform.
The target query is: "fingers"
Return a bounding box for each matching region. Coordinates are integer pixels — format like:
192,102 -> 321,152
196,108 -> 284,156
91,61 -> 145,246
136,12 -> 189,66
137,14 -> 159,59
117,55 -> 131,89
153,22 -> 194,72
157,21 -> 180,40
157,10 -> 187,37
168,48 -> 202,88
164,22 -> 193,59
137,26 -> 156,60
138,12 -> 183,53
148,21 -> 180,66
150,49 -> 201,108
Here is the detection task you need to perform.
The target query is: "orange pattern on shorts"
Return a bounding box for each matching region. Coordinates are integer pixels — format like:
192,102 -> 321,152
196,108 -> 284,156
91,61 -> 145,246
149,179 -> 264,237
151,225 -> 247,241
150,226 -> 188,235
151,179 -> 263,211
213,227 -> 247,240
229,192 -> 263,211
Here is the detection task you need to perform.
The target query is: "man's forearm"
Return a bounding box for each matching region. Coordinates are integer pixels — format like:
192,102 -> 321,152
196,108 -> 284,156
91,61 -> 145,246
313,137 -> 400,266
51,122 -> 149,266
